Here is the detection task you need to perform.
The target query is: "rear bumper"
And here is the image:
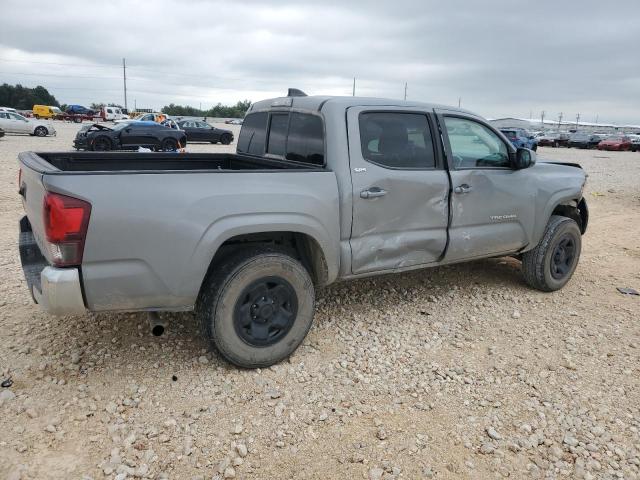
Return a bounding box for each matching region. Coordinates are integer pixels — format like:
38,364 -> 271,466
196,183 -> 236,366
19,216 -> 86,315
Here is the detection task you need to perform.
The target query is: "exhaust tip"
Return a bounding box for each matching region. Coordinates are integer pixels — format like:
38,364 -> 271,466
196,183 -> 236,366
151,324 -> 165,336
148,312 -> 167,337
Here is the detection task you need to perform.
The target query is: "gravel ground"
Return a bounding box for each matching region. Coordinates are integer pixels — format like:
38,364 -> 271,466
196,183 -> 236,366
0,122 -> 639,480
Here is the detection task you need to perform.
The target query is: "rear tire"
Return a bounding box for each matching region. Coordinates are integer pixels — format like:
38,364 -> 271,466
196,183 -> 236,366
161,138 -> 178,151
196,247 -> 315,368
34,126 -> 48,137
522,215 -> 581,292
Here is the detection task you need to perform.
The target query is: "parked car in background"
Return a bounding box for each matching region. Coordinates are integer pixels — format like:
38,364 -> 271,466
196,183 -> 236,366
225,119 -> 244,125
65,105 -> 95,116
0,111 -> 56,136
117,112 -> 167,124
101,106 -> 129,121
597,135 -> 632,151
630,135 -> 640,152
0,106 -> 17,113
18,110 -> 33,118
0,127 -> 4,138
500,128 -> 538,151
176,120 -> 234,144
73,121 -> 186,151
538,132 -> 570,147
568,132 -> 602,149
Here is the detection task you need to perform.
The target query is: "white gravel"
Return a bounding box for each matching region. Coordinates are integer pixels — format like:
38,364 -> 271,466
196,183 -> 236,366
0,122 -> 639,479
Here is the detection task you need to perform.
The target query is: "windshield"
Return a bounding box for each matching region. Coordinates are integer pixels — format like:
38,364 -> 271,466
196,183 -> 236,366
51,107 -> 62,114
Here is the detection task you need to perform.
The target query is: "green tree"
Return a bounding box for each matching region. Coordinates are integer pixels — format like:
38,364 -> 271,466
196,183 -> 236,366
161,100 -> 251,118
0,83 -> 59,110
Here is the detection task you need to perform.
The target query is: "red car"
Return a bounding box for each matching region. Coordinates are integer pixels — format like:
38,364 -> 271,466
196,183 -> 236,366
597,135 -> 632,151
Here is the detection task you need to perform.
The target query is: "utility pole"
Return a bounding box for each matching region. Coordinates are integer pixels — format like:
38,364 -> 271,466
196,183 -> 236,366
458,97 -> 461,108
404,82 -> 407,101
557,112 -> 563,131
352,78 -> 356,97
595,114 -> 599,124
122,58 -> 128,112
575,113 -> 580,130
529,110 -> 532,119
541,110 -> 545,129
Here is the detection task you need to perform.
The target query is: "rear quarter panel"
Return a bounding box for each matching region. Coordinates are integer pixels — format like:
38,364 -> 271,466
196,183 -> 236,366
42,170 -> 340,311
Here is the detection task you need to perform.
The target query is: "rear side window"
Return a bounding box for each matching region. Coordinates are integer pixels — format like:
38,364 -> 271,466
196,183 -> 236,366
239,111 -> 325,166
267,113 -> 288,156
286,113 -> 324,165
237,112 -> 268,155
359,112 -> 435,169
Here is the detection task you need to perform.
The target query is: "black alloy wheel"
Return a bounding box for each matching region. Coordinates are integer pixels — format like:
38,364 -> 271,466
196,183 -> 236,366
92,137 -> 112,151
161,138 -> 178,151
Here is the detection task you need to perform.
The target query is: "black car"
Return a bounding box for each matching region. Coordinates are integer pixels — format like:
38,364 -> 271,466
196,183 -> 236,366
73,121 -> 187,151
568,132 -> 602,149
176,120 -> 234,144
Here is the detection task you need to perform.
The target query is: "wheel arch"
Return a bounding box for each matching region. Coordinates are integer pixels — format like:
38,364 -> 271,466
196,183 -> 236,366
527,193 -> 588,252
196,230 -> 331,304
551,198 -> 588,235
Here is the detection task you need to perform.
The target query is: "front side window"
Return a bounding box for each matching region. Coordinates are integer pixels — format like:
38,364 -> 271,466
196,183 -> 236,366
444,117 -> 509,168
359,112 -> 435,169
237,112 -> 268,155
267,113 -> 288,156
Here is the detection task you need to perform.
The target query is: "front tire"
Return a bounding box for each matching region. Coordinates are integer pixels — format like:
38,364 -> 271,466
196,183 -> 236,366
197,247 -> 315,368
522,216 -> 582,292
220,133 -> 232,145
92,136 -> 112,151
34,126 -> 48,137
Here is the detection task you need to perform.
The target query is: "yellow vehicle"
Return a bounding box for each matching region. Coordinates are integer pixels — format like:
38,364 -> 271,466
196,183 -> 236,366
33,105 -> 63,119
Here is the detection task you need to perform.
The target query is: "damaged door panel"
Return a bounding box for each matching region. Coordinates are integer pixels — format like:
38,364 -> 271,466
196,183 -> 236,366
347,107 -> 449,274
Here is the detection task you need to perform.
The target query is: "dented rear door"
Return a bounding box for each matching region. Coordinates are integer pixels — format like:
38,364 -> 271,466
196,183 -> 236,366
347,106 -> 449,274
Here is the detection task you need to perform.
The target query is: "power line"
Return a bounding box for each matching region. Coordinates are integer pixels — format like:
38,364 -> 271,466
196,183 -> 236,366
0,57 -> 121,69
0,70 -> 122,80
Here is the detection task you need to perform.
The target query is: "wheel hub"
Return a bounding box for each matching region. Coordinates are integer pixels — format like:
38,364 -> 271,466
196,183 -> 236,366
234,277 -> 298,347
550,235 -> 576,280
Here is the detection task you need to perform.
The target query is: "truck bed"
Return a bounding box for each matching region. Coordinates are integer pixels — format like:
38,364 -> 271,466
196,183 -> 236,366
19,151 -> 323,174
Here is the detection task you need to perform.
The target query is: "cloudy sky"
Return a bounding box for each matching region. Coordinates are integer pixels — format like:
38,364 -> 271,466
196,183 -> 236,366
1,0 -> 639,123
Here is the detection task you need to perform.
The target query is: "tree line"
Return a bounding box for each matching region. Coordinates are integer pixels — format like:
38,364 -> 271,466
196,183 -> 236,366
161,100 -> 252,118
0,83 -> 59,110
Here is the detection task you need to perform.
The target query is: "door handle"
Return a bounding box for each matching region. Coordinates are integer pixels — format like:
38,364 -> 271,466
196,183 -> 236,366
360,187 -> 387,199
454,184 -> 472,194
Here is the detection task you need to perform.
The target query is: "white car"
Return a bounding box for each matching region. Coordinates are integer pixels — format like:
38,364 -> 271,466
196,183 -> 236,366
0,111 -> 56,136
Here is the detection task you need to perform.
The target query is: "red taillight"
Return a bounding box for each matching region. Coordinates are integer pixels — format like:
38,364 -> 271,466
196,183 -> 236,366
43,192 -> 91,266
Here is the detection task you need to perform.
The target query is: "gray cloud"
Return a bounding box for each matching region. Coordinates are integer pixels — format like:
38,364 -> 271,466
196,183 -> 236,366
1,0 -> 638,123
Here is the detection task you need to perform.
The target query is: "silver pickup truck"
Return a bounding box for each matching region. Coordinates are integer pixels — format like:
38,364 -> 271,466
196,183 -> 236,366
18,91 -> 588,367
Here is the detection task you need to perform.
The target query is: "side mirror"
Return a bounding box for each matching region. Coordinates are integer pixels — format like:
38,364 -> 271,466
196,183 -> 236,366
512,148 -> 536,169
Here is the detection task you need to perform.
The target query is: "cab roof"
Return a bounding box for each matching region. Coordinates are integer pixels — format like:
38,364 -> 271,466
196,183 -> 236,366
248,92 -> 477,117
